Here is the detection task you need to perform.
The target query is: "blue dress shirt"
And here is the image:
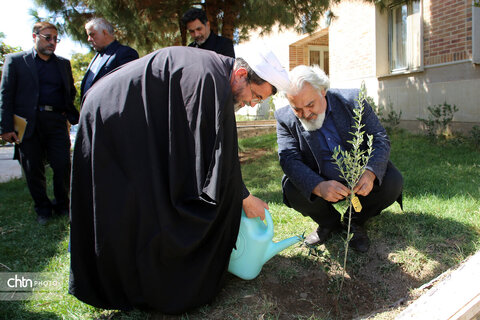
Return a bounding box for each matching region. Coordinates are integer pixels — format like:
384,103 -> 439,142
312,97 -> 345,182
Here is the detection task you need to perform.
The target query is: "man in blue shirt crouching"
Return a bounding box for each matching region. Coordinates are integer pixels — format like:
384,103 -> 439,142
275,65 -> 403,252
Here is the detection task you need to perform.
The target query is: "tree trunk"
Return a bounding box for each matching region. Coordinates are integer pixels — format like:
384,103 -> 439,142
221,0 -> 237,40
205,0 -> 220,35
178,17 -> 187,46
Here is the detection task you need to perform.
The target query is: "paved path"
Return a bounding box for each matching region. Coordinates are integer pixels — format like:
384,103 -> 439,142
0,145 -> 22,183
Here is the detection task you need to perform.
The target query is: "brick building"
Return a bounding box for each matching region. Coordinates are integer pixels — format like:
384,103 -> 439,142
237,0 -> 480,129
292,0 -> 480,130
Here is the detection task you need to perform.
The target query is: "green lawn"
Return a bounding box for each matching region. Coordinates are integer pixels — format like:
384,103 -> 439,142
1,130 -> 479,319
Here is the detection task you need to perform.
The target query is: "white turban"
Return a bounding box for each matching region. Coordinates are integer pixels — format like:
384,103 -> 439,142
238,48 -> 290,93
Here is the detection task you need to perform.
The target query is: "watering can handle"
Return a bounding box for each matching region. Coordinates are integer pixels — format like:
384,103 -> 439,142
264,208 -> 273,233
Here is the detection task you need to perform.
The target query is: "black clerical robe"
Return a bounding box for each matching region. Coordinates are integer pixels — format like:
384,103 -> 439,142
69,47 -> 243,314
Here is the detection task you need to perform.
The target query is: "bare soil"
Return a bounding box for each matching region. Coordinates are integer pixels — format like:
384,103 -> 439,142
219,239 -> 427,319
148,238 -> 432,320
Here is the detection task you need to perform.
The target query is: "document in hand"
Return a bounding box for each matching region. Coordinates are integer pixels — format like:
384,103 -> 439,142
13,114 -> 27,143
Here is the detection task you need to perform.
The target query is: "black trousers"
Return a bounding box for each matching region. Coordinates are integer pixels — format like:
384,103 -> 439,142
282,162 -> 404,228
18,111 -> 71,217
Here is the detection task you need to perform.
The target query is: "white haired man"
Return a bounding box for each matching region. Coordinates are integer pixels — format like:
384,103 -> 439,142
275,65 -> 403,252
80,17 -> 139,100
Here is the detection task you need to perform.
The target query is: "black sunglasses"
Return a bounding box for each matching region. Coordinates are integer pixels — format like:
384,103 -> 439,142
36,33 -> 61,43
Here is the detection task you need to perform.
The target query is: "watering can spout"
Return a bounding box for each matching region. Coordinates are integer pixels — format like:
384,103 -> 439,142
264,235 -> 303,263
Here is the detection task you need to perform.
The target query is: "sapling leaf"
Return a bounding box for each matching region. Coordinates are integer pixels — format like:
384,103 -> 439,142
331,86 -> 374,299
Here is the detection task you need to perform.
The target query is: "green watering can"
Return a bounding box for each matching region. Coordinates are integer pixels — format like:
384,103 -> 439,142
228,208 -> 303,280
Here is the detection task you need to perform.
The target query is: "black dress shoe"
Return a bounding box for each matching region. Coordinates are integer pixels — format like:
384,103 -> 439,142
305,226 -> 336,246
347,223 -> 370,252
36,215 -> 51,225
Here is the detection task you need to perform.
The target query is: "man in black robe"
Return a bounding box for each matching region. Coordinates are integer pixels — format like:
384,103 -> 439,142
69,46 -> 289,314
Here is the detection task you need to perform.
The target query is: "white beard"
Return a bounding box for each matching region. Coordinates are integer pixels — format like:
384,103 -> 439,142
298,112 -> 326,131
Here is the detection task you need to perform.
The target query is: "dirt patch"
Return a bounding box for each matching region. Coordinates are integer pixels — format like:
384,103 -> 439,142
237,125 -> 276,139
249,248 -> 410,319
239,148 -> 271,164
146,241 -> 427,320
224,237 -> 437,319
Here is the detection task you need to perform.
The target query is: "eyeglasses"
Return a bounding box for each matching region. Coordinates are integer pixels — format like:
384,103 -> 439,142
249,83 -> 264,105
36,33 -> 61,43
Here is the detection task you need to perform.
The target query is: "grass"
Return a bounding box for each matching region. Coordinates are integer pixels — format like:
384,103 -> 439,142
0,130 -> 479,319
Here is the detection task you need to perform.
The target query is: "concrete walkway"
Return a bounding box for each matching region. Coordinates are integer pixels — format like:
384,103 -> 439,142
0,145 -> 22,183
397,250 -> 480,319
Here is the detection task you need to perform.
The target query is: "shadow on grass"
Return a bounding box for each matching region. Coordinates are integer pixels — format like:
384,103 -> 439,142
302,209 -> 479,319
0,301 -> 63,320
191,208 -> 478,320
0,175 -> 68,320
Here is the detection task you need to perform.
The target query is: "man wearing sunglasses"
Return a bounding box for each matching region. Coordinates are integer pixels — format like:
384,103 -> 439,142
0,21 -> 78,225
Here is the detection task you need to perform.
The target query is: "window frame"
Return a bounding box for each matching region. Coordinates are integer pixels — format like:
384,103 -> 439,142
307,45 -> 329,75
388,0 -> 423,74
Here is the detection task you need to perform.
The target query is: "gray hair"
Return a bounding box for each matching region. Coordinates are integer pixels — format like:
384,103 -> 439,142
85,18 -> 115,35
287,65 -> 330,95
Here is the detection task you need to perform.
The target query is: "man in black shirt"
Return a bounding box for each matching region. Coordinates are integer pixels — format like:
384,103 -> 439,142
181,8 -> 235,58
0,22 -> 78,224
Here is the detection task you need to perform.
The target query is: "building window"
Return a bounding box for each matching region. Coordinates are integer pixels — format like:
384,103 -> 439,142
308,46 -> 329,75
389,0 -> 421,72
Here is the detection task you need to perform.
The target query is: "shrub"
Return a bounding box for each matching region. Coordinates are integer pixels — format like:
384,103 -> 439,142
417,102 -> 459,139
380,100 -> 402,134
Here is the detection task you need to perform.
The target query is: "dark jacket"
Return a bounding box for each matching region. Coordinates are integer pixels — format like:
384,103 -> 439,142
0,49 -> 78,139
80,40 -> 139,99
188,32 -> 235,58
275,89 -> 391,200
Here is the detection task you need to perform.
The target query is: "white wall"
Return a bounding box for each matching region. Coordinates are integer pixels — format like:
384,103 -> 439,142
234,25 -> 300,115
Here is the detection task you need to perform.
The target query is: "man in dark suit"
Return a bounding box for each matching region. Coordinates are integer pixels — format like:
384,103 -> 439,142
0,21 -> 79,224
80,18 -> 139,100
275,65 -> 403,252
181,8 -> 235,58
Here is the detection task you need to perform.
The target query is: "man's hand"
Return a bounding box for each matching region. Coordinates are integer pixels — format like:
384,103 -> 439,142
353,170 -> 376,196
313,180 -> 350,202
242,194 -> 269,220
0,132 -> 19,144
